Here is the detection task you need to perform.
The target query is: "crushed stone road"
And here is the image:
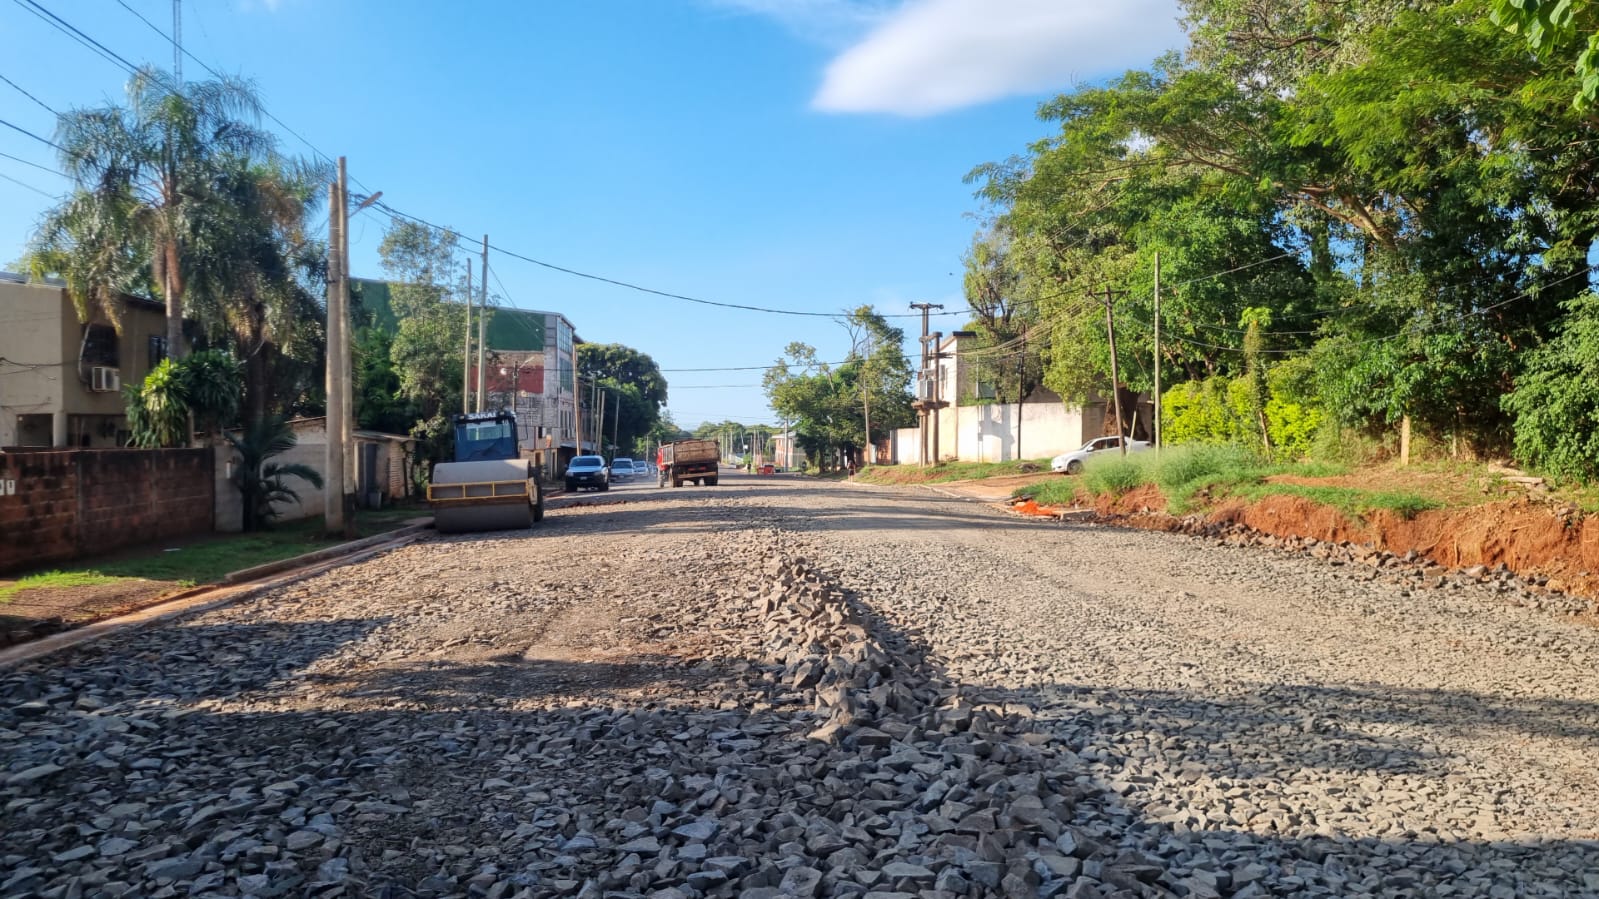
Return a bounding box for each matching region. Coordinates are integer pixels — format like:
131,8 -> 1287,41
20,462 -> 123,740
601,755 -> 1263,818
3,473 -> 1597,898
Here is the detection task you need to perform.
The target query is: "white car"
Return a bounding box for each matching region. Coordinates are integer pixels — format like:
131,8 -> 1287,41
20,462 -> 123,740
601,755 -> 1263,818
1051,436 -> 1152,474
611,459 -> 635,479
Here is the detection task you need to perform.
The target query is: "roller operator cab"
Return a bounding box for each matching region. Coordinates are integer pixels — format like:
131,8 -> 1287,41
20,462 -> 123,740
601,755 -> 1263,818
426,411 -> 545,533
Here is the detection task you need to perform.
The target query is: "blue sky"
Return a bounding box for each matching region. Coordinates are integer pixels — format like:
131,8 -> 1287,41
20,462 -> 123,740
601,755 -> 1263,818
0,0 -> 1184,430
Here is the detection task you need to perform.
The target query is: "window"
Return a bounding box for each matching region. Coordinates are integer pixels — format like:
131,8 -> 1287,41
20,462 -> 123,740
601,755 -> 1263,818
148,335 -> 168,369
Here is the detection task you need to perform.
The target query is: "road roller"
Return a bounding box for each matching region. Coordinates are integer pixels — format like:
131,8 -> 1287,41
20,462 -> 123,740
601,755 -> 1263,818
426,410 -> 546,533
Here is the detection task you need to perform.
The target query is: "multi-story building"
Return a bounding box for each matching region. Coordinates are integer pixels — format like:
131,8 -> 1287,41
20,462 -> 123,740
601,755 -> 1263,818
476,307 -> 584,465
0,272 -> 179,448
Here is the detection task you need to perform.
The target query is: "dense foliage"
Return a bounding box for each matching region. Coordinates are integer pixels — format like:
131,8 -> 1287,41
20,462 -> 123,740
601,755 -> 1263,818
964,0 -> 1599,479
762,307 -> 914,470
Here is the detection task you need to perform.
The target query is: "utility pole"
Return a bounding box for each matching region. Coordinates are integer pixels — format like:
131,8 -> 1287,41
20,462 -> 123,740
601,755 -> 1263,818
1015,330 -> 1025,462
861,331 -> 873,467
597,388 -> 607,458
323,174 -> 344,535
1153,251 -> 1162,457
910,302 -> 942,466
337,158 -> 355,534
930,332 -> 946,463
1092,285 -> 1129,456
611,388 -> 621,458
476,235 -> 488,412
574,377 -> 584,454
462,266 -> 473,413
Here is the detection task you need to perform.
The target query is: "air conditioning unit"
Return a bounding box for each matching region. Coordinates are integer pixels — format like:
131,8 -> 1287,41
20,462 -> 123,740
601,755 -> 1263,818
90,366 -> 120,392
917,375 -> 937,401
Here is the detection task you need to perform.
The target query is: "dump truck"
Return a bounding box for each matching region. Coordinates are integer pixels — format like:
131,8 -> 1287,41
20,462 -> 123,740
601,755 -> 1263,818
657,438 -> 719,487
426,410 -> 545,533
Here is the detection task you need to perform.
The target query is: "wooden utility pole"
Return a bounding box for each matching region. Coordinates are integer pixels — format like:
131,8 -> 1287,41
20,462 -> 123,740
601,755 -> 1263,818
1093,285 -> 1129,456
1153,251 -> 1162,457
462,266 -> 473,413
323,167 -> 346,535
476,235 -> 489,412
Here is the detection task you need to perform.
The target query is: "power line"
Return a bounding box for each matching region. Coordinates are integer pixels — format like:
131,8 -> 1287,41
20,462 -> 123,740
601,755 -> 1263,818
0,149 -> 65,177
107,0 -> 363,189
0,170 -> 56,198
0,116 -> 67,153
0,71 -> 58,116
372,200 -> 964,320
13,0 -> 139,74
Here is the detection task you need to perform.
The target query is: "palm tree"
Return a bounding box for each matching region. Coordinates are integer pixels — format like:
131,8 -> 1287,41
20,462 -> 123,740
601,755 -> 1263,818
225,417 -> 324,531
28,66 -> 277,356
185,157 -> 326,428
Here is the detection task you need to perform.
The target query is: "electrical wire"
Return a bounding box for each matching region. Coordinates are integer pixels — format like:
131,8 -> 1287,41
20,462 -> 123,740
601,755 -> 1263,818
372,201 -> 964,320
13,0 -> 139,74
0,116 -> 67,153
0,71 -> 58,116
108,0 -> 367,191
0,149 -> 65,176
0,170 -> 56,198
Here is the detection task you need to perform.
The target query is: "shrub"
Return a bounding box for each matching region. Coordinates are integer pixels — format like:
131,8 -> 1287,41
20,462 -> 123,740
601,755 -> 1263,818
1082,453 -> 1151,496
1503,292 -> 1599,482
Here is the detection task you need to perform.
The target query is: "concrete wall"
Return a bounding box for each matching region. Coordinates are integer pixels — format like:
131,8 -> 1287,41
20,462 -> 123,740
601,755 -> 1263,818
214,421 -> 327,533
212,422 -> 413,532
888,400 -> 1108,465
0,448 -> 214,574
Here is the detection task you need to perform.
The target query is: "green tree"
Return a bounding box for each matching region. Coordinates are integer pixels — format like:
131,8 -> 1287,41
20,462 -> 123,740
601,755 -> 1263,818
578,343 -> 667,455
1502,291 -> 1599,480
123,350 -> 243,448
28,67 -> 278,356
377,220 -> 469,462
184,158 -> 326,428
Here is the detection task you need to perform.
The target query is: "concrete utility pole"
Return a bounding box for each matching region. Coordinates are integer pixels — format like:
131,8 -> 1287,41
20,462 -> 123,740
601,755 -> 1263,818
476,235 -> 488,412
910,302 -> 942,466
1092,285 -> 1129,456
323,166 -> 346,535
574,377 -> 584,454
1153,251 -> 1162,457
337,158 -> 355,534
861,331 -> 872,467
462,266 -> 473,413
611,388 -> 621,457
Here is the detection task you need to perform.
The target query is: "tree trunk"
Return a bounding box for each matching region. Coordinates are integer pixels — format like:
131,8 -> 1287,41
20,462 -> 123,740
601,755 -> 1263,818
164,240 -> 185,360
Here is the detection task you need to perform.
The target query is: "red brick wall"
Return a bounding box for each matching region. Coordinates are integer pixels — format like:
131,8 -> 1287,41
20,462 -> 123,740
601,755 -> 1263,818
0,449 -> 214,574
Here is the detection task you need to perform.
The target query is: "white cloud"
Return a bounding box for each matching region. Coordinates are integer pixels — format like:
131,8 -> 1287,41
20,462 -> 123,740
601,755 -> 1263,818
811,0 -> 1185,116
707,0 -> 895,44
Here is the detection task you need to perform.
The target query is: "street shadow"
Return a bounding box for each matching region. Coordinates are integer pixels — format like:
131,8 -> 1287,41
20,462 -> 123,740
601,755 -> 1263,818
3,573 -> 1597,898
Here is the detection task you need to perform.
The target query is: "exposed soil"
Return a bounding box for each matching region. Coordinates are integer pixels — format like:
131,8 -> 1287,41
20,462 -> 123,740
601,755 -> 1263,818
0,579 -> 185,647
935,468 -> 1599,604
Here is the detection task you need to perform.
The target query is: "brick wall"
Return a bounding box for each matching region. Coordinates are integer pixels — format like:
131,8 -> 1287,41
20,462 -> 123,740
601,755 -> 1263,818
0,448 -> 214,574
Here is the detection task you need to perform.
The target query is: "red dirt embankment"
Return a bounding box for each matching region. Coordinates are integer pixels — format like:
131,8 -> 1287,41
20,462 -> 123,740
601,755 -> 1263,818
1074,489 -> 1599,600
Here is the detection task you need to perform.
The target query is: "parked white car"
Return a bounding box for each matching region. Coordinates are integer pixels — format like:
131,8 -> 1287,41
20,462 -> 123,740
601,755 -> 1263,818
1051,436 -> 1152,474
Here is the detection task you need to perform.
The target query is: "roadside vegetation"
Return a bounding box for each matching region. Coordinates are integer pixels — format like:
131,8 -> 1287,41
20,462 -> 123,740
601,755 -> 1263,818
1014,444 -> 1448,522
0,506 -> 424,607
854,458 -> 1051,486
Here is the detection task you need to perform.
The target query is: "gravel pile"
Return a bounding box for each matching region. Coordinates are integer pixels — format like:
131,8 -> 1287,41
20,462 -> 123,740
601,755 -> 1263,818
3,481 -> 1598,898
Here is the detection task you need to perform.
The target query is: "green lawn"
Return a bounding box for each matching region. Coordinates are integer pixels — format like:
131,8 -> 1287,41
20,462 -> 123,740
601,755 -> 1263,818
1,505 -> 428,602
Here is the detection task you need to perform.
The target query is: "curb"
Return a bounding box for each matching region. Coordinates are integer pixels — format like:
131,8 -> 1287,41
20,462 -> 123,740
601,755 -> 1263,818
0,530 -> 423,669
222,521 -> 432,584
